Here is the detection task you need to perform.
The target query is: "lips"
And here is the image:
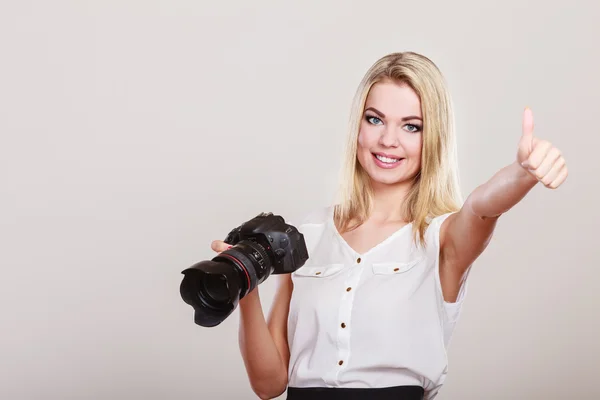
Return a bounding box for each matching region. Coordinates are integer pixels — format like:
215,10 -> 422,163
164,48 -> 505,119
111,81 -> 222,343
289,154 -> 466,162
372,152 -> 405,169
373,152 -> 403,160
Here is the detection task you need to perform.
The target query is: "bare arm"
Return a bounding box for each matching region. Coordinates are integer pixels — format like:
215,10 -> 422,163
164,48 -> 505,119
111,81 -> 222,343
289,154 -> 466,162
211,240 -> 291,399
238,275 -> 292,399
439,108 -> 568,302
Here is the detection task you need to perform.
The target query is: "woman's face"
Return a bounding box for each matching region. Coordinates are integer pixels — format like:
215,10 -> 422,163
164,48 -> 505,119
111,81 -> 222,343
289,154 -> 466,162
356,80 -> 423,187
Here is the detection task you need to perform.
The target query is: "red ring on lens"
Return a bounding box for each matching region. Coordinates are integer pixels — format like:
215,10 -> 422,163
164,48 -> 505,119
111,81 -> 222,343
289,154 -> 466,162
218,253 -> 251,294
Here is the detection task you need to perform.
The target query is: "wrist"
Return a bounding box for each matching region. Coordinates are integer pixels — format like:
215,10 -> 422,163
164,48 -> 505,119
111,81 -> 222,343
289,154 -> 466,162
515,160 -> 539,185
239,287 -> 260,307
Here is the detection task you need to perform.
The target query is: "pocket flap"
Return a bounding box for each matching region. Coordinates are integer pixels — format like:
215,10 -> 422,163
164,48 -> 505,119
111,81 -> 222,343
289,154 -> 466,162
372,258 -> 423,275
293,264 -> 344,278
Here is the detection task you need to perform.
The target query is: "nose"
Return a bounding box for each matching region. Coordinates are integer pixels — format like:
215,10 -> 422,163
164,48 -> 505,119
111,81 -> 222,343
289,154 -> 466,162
379,126 -> 399,147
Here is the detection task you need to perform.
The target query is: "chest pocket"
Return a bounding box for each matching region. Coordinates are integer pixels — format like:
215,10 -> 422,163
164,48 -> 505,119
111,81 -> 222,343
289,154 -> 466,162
371,257 -> 423,275
292,263 -> 345,278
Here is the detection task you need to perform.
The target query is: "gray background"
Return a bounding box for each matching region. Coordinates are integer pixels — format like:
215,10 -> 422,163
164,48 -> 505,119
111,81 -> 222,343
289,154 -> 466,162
1,1 -> 598,399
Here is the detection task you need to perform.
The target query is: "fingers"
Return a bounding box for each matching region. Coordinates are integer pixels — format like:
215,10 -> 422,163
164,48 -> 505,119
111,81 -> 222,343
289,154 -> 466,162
211,240 -> 231,253
523,141 -> 568,189
548,165 -> 568,189
531,146 -> 561,178
522,139 -> 552,169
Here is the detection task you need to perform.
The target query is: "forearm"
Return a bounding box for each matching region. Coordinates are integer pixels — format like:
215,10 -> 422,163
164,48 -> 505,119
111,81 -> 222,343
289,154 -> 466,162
467,160 -> 538,218
238,289 -> 288,399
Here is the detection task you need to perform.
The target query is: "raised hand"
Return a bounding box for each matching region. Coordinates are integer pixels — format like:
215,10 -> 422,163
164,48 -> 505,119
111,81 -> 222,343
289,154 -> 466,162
517,107 -> 568,189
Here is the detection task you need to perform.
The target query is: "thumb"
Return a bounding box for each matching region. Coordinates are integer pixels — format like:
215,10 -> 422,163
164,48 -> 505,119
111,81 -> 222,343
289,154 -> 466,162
522,107 -> 534,138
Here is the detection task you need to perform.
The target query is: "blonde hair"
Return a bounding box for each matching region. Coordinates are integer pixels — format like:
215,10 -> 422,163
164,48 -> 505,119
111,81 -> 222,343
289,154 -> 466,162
333,51 -> 463,246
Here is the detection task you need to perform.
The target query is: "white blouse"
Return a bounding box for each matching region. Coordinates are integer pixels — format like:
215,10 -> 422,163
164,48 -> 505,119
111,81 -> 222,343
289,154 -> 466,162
286,206 -> 469,399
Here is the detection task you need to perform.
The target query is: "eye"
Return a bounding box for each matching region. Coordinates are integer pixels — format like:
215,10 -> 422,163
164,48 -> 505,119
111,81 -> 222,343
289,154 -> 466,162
404,124 -> 422,133
366,115 -> 383,125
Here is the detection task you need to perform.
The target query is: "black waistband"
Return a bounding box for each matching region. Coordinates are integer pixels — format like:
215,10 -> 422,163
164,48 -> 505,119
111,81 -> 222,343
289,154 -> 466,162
286,385 -> 424,400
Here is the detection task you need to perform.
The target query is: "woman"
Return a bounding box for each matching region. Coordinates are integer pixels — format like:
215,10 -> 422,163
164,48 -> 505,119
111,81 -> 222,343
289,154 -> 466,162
211,52 -> 568,400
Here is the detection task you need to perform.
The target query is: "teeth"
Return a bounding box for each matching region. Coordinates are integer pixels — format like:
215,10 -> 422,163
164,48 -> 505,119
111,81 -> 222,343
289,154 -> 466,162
375,154 -> 400,163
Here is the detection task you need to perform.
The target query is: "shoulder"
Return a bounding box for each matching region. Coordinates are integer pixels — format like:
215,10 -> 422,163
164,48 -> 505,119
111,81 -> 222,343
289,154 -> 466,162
292,205 -> 333,228
426,211 -> 457,237
421,211 -> 458,251
288,205 -> 333,255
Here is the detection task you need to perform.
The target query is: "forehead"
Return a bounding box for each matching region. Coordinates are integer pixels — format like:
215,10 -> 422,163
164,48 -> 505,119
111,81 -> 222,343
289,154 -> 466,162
364,80 -> 422,118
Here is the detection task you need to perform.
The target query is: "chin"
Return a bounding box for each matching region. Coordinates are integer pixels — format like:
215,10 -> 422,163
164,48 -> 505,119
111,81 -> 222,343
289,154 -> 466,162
370,174 -> 409,186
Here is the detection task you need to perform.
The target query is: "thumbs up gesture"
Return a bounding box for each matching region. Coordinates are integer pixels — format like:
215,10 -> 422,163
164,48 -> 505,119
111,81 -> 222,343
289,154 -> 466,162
517,107 -> 568,189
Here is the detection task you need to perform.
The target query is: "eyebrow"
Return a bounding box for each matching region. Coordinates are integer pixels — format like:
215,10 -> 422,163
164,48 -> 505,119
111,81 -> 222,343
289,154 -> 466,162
364,107 -> 422,122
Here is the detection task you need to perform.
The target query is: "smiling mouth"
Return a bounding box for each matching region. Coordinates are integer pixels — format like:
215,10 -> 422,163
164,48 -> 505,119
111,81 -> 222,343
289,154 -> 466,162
373,153 -> 404,164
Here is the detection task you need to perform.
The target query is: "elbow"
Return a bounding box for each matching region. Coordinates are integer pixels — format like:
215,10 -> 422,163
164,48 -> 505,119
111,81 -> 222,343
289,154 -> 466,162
463,193 -> 483,219
465,189 -> 503,220
255,391 -> 285,400
251,374 -> 288,400
254,386 -> 287,400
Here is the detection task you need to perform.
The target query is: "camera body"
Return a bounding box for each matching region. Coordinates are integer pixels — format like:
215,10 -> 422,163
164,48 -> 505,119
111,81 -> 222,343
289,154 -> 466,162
180,212 -> 309,327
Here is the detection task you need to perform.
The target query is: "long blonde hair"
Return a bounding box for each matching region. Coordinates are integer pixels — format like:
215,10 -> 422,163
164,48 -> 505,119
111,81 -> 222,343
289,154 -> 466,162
333,51 -> 463,246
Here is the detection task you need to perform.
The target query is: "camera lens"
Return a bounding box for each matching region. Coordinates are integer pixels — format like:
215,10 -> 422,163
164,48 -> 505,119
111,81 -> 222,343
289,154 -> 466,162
201,274 -> 229,304
180,243 -> 270,327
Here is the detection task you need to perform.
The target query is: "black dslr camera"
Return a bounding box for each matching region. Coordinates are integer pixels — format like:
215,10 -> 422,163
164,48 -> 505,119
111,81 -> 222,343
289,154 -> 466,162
180,212 -> 309,327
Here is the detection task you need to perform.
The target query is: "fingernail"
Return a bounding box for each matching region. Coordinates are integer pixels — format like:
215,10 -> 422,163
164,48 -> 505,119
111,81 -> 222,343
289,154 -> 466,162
227,245 -> 233,249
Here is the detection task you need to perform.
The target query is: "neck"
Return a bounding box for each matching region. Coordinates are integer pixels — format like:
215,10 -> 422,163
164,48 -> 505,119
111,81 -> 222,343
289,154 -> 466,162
369,180 -> 412,223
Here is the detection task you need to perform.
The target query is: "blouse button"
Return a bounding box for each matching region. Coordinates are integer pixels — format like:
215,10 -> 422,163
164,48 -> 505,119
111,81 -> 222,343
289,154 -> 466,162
346,287 -> 352,292
341,322 -> 346,328
315,271 -> 321,275
338,360 -> 344,366
356,257 -> 361,263
393,267 -> 399,272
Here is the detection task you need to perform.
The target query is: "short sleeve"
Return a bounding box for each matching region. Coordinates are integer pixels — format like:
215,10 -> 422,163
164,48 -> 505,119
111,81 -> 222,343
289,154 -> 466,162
288,206 -> 331,260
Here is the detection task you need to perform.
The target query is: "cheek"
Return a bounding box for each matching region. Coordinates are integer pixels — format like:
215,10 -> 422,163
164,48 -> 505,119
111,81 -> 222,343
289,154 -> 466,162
357,131 -> 370,152
358,124 -> 377,149
406,135 -> 423,158
357,131 -> 366,147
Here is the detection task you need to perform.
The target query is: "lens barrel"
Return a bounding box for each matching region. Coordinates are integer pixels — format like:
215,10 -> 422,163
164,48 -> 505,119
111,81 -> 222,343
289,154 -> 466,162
180,241 -> 272,327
